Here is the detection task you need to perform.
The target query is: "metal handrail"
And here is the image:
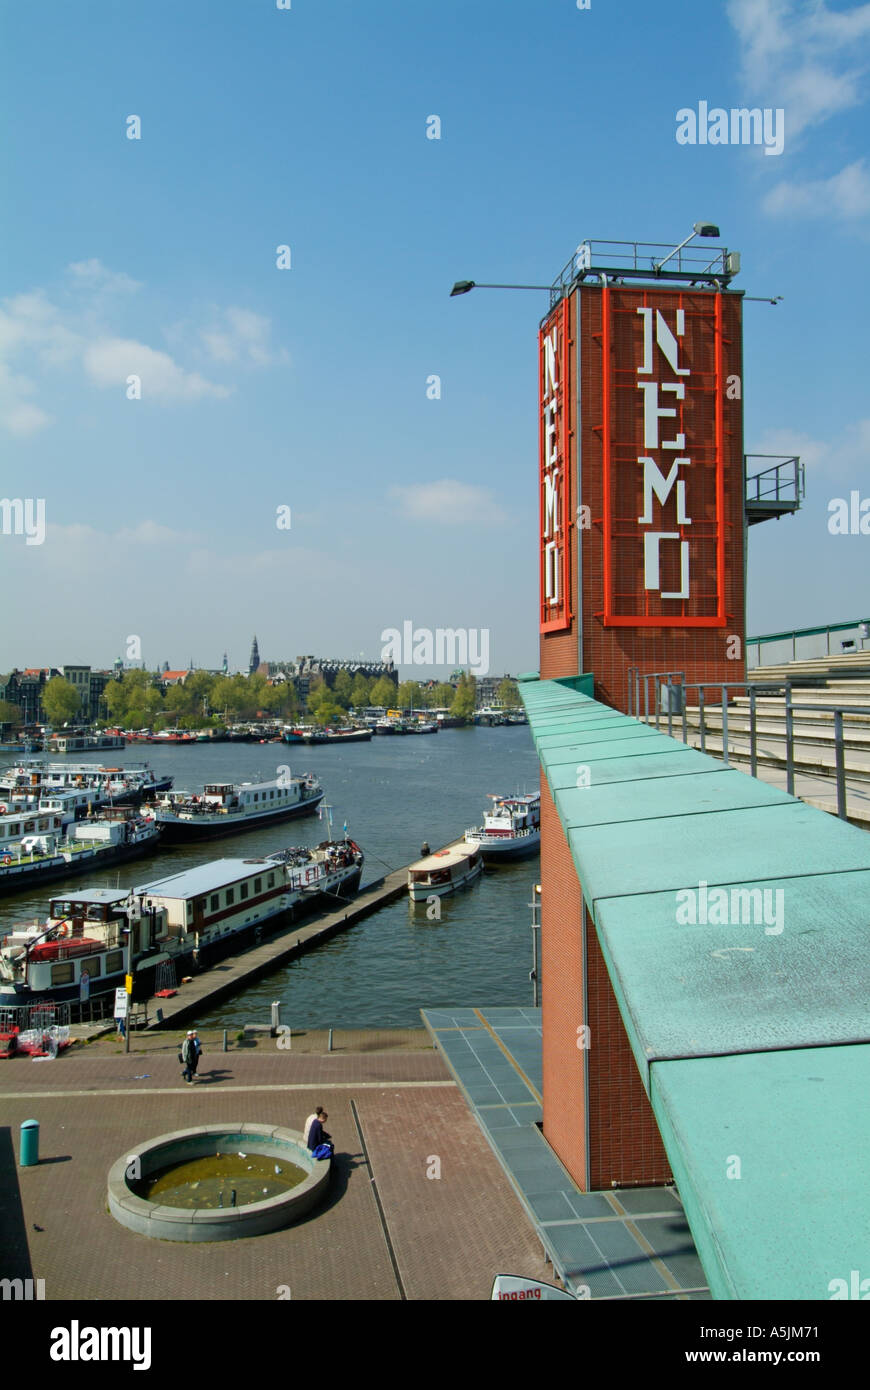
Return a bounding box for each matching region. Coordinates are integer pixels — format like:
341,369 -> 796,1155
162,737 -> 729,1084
633,672 -> 865,820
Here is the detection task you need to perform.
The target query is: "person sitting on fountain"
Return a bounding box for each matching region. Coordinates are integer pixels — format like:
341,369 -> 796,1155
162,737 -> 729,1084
306,1107 -> 332,1154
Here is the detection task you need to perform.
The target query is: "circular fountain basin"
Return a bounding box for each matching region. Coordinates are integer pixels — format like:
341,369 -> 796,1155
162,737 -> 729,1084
108,1124 -> 330,1241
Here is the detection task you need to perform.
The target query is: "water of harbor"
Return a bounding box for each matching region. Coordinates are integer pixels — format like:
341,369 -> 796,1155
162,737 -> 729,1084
0,727 -> 541,1028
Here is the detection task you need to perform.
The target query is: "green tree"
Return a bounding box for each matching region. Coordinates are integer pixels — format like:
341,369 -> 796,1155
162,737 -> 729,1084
428,682 -> 456,709
0,699 -> 22,727
450,672 -> 477,721
164,683 -> 194,721
42,676 -> 81,726
397,680 -> 422,712
497,678 -> 521,710
332,670 -> 353,709
310,698 -> 346,727
370,675 -> 399,708
350,673 -> 372,708
141,688 -> 164,726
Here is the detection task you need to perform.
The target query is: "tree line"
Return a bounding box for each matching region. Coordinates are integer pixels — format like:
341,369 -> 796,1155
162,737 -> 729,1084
2,669 -> 520,731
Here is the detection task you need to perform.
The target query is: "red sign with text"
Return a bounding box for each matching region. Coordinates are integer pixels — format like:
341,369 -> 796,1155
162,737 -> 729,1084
538,299 -> 572,632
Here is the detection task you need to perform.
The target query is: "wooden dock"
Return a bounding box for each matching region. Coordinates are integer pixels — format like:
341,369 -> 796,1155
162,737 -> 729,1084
143,839 -> 460,1031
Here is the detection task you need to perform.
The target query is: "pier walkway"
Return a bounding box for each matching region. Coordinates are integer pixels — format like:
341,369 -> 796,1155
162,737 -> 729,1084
141,843 -> 459,1031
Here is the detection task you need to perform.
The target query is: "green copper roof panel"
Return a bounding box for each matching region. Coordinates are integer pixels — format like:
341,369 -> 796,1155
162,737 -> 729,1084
650,1045 -> 870,1301
566,801 -> 870,907
541,731 -> 687,766
596,869 -> 870,1072
557,765 -> 793,830
545,745 -> 713,791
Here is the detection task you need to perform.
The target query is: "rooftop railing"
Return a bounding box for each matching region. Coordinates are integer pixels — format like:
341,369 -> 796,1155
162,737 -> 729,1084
627,670 -> 868,821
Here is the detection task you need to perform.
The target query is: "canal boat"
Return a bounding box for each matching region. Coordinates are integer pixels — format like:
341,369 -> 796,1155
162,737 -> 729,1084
407,844 -> 483,900
464,792 -> 541,861
0,806 -> 161,895
0,759 -> 172,805
0,837 -> 364,1007
153,774 -> 324,842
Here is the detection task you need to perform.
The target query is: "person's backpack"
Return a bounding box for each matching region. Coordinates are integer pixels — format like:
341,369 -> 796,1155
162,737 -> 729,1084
312,1142 -> 333,1160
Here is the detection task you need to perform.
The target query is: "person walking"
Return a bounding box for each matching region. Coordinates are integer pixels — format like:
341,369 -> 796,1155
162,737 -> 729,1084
180,1029 -> 202,1083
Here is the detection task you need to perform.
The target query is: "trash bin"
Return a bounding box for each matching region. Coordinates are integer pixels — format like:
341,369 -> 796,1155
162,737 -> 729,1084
20,1119 -> 39,1167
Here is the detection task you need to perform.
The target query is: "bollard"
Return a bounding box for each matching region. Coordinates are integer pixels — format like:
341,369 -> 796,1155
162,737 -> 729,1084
271,1001 -> 281,1036
327,1028 -> 333,1053
20,1119 -> 39,1167
222,1029 -> 228,1053
155,1007 -> 164,1025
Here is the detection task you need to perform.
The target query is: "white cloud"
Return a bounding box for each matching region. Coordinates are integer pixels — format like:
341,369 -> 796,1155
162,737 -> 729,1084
83,337 -> 232,400
389,479 -> 508,524
0,266 -> 281,433
66,259 -> 142,294
727,0 -> 870,137
752,419 -> 870,477
196,306 -> 287,367
763,159 -> 870,218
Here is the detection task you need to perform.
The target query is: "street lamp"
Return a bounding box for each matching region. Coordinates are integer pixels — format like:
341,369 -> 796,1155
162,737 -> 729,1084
653,221 -> 721,275
449,280 -> 551,297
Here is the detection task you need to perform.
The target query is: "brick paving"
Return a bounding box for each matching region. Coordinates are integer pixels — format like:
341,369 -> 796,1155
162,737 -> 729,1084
1,1046 -> 557,1301
357,1090 -> 552,1300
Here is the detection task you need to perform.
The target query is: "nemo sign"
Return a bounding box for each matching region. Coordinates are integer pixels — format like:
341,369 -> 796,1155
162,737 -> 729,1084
598,284 -> 731,628
538,299 -> 572,633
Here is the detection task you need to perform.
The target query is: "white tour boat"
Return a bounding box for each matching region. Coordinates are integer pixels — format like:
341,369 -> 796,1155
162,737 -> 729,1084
464,792 -> 541,861
407,844 -> 483,900
464,795 -> 539,856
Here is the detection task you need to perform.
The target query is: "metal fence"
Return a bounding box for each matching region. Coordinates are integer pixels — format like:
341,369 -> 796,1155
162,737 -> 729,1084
626,670 -> 865,821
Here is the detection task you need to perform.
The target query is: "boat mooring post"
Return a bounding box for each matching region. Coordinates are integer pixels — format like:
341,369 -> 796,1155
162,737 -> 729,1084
222,1029 -> 227,1053
327,1028 -> 333,1053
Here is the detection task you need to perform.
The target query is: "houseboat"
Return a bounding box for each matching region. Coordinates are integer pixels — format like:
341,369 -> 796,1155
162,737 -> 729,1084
0,837 -> 364,1007
0,806 -> 161,894
464,792 -> 541,861
153,773 -> 324,842
0,759 -> 172,805
407,844 -> 483,900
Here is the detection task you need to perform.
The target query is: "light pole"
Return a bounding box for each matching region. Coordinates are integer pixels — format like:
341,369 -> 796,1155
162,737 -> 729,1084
449,280 -> 550,297
652,221 -> 721,274
123,898 -> 140,1054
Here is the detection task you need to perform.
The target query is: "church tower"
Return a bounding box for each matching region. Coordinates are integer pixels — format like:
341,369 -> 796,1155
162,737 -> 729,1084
249,635 -> 260,675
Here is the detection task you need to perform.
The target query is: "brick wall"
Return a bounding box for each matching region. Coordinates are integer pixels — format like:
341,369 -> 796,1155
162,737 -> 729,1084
537,282 -> 745,1190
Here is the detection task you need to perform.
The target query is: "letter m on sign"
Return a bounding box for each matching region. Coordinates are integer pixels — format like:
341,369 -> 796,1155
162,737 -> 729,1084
539,297 -> 572,633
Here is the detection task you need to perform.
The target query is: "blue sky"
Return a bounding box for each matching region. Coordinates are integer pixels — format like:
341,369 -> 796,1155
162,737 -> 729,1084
1,0 -> 869,676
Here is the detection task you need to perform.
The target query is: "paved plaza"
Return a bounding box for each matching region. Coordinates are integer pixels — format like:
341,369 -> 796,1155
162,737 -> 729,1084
0,1037 -> 553,1302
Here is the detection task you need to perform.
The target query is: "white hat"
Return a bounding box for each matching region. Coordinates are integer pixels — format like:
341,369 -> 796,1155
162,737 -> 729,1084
186,1030 -> 195,1036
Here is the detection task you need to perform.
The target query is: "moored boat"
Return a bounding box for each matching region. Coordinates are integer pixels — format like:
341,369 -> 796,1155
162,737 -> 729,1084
153,774 -> 323,842
0,837 -> 364,1008
464,792 -> 540,861
407,843 -> 483,899
0,806 -> 161,895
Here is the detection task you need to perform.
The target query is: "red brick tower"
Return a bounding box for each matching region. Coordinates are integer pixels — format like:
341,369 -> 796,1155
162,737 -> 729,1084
537,242 -> 746,1189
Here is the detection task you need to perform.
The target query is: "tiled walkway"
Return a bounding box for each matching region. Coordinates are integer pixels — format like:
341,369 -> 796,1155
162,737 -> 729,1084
421,1007 -> 710,1299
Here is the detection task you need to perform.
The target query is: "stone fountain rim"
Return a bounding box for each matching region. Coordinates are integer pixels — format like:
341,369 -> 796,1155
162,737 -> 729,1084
108,1123 -> 330,1241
